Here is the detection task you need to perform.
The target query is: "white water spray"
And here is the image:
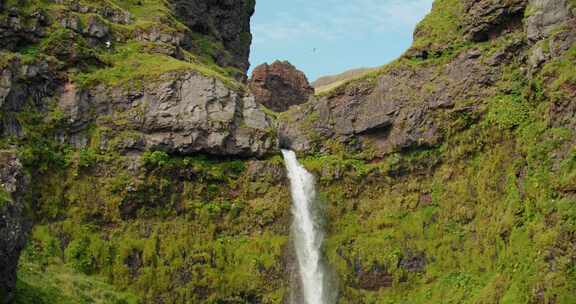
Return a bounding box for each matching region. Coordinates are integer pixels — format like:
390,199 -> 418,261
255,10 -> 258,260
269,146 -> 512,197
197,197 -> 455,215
282,150 -> 335,304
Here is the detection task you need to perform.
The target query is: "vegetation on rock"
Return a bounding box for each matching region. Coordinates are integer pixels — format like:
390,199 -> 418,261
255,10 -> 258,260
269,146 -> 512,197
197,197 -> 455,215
0,0 -> 575,303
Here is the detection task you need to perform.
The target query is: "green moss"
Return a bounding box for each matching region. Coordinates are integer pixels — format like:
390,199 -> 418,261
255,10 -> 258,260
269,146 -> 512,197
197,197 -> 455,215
73,41 -> 238,89
411,0 -> 463,51
0,189 -> 12,208
15,260 -> 139,304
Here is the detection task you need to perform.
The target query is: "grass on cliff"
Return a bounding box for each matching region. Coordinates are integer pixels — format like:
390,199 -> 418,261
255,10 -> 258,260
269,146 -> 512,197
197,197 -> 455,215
73,41 -> 241,89
295,33 -> 576,303
3,0 -> 242,89
15,259 -> 139,304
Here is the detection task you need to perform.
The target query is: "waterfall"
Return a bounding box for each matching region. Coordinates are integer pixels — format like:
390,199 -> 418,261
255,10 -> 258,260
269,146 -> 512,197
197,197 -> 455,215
282,149 -> 335,304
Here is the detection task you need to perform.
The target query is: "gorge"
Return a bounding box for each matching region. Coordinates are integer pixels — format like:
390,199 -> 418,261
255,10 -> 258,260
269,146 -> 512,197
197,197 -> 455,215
0,0 -> 576,303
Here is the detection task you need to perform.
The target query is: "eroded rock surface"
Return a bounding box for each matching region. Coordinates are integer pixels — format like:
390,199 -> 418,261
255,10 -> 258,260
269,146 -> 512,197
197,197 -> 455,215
60,72 -> 277,157
169,0 -> 255,73
280,48 -> 501,155
462,0 -> 528,42
0,151 -> 30,303
249,61 -> 314,112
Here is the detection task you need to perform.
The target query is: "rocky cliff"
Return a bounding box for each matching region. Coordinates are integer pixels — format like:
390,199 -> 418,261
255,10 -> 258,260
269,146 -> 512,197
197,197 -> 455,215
0,151 -> 30,303
169,0 -> 256,75
280,0 -> 575,156
1,0 -> 576,303
249,61 -> 314,112
278,0 -> 576,302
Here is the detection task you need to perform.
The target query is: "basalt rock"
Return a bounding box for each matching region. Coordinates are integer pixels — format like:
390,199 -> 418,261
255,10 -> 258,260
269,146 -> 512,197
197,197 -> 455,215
169,0 -> 255,74
0,151 -> 30,303
59,72 -> 277,157
249,61 -> 314,112
0,58 -> 61,138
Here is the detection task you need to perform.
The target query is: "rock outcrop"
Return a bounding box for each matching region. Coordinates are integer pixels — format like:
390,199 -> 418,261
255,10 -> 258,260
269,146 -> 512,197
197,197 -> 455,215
279,47 -> 501,154
0,151 -> 30,303
249,61 -> 314,112
60,72 -> 277,157
0,4 -> 49,50
0,57 -> 60,138
462,0 -> 528,42
169,0 -> 255,74
279,0 -> 576,156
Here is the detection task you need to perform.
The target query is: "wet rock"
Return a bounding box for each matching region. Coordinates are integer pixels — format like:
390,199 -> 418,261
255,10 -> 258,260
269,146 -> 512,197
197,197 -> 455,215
0,151 -> 31,303
61,72 -> 277,157
249,61 -> 314,112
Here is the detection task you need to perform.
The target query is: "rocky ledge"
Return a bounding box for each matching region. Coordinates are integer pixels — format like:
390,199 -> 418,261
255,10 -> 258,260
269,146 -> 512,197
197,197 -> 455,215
59,72 -> 277,157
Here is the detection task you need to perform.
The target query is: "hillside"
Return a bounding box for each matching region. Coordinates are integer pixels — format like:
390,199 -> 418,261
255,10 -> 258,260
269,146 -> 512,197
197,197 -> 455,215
0,0 -> 575,303
312,67 -> 378,94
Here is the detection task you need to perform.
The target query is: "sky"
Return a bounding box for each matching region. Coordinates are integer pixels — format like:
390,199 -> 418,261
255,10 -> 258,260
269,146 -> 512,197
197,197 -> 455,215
249,0 -> 434,81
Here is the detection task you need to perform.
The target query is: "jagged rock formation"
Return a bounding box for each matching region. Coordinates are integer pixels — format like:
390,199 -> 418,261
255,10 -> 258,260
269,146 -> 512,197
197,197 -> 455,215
0,151 -> 30,303
249,61 -> 314,112
0,0 -> 275,158
60,72 -> 276,157
169,0 -> 255,74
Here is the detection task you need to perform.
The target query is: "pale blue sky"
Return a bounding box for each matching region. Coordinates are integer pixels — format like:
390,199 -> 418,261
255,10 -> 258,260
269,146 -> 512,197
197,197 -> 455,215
249,0 -> 434,81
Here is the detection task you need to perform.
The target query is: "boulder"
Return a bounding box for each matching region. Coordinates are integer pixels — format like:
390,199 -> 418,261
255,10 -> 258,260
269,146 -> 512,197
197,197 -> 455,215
249,61 -> 314,112
0,151 -> 30,303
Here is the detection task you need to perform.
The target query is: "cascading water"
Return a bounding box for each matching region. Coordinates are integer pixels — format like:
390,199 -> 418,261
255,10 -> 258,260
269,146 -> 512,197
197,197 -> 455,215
282,149 -> 335,304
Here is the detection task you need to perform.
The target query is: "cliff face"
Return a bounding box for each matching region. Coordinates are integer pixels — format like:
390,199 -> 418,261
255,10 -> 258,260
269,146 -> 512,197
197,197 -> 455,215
280,0 -> 575,156
278,0 -> 576,302
0,0 -> 275,158
0,1 -> 282,303
169,0 -> 255,74
249,61 -> 314,112
0,151 -> 30,303
1,0 -> 576,303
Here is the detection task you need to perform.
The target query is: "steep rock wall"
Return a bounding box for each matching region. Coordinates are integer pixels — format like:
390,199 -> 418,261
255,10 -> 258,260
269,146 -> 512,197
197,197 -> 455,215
0,151 -> 30,303
169,0 -> 256,74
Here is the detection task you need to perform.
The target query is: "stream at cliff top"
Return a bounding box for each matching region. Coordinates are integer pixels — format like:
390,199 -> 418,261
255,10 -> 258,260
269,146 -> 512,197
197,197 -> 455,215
282,150 -> 336,304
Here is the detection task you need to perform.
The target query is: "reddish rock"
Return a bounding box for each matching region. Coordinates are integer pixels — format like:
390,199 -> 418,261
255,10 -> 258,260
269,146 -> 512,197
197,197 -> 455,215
249,61 -> 314,112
